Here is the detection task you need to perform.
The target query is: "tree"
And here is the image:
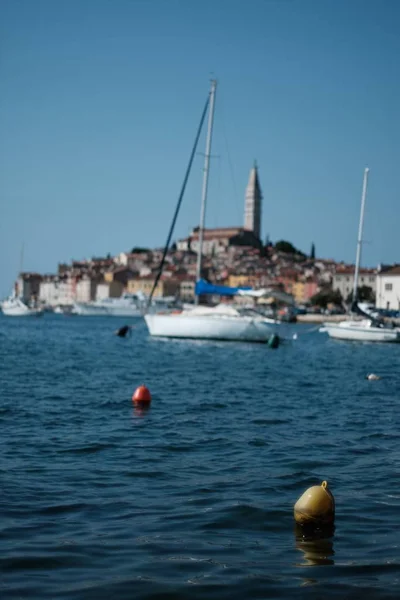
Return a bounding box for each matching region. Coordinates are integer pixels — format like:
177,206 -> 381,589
346,285 -> 375,304
310,288 -> 343,309
131,247 -> 150,253
274,240 -> 306,258
310,242 -> 315,260
275,240 -> 297,254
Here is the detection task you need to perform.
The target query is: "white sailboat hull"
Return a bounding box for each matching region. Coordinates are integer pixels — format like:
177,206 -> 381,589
145,312 -> 278,342
1,298 -> 43,317
322,320 -> 400,343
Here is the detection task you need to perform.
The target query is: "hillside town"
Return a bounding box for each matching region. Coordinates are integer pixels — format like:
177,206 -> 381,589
11,164 -> 400,314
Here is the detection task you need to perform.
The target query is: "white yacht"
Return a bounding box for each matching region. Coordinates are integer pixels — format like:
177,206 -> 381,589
145,302 -> 279,342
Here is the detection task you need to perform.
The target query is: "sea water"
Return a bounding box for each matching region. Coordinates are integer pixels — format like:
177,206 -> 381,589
1,315 -> 399,599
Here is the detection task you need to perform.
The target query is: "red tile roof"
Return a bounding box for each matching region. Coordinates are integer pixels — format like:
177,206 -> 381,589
335,267 -> 375,275
379,265 -> 400,276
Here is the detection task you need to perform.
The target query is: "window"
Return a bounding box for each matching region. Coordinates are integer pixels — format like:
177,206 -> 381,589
385,283 -> 393,291
369,277 -> 374,282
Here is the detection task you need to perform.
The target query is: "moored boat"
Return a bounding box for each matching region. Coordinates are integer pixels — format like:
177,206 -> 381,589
73,293 -> 146,316
145,303 -> 278,342
1,294 -> 43,317
321,168 -> 399,343
321,319 -> 400,343
144,80 -> 287,344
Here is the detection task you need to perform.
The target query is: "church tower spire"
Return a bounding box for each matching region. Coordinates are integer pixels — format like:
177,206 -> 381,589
244,161 -> 262,240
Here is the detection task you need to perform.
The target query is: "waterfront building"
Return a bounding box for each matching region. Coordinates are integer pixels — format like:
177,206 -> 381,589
75,276 -> 98,303
179,279 -> 196,302
227,273 -> 260,288
127,276 -> 180,298
333,267 -> 376,300
177,227 -> 260,256
95,281 -> 125,301
16,273 -> 42,303
376,265 -> 400,310
292,278 -> 319,304
39,276 -> 75,306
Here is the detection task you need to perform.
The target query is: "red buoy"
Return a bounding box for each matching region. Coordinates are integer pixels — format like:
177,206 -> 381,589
132,385 -> 152,404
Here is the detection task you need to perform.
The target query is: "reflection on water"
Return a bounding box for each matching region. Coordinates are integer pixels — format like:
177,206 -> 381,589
133,405 -> 151,418
295,524 -> 335,567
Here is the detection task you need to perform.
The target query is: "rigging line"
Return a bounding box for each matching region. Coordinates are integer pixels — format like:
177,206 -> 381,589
213,154 -> 222,228
146,94 -> 211,312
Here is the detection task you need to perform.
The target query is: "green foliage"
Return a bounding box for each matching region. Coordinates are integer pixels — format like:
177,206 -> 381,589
346,285 -> 375,304
274,240 -> 306,258
310,288 -> 343,308
131,247 -> 150,253
310,243 -> 315,259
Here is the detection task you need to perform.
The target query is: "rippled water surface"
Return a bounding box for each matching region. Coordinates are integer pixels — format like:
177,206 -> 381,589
1,315 -> 400,599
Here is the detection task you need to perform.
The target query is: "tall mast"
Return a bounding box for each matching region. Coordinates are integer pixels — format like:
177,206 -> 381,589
195,79 -> 217,304
352,167 -> 369,305
19,242 -> 25,275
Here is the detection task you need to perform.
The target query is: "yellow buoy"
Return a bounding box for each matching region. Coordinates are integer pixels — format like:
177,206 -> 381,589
294,480 -> 335,527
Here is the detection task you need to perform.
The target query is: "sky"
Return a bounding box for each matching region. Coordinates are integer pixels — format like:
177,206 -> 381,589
1,0 -> 399,296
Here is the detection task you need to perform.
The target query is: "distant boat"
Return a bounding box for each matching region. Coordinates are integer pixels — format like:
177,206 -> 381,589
73,293 -> 146,317
1,245 -> 43,317
1,291 -> 43,317
321,318 -> 399,342
145,80 -> 288,343
321,168 -> 400,343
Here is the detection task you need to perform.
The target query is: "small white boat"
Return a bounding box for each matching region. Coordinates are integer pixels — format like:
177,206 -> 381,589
321,168 -> 399,344
1,294 -> 43,317
73,293 -> 147,317
321,319 -> 400,343
73,301 -> 110,316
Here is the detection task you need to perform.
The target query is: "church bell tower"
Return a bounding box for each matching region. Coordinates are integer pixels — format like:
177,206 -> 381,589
244,161 -> 262,241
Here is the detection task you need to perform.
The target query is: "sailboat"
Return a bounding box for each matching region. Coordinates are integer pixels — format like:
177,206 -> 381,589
1,285 -> 43,317
1,246 -> 43,317
320,168 -> 400,343
144,80 -> 286,343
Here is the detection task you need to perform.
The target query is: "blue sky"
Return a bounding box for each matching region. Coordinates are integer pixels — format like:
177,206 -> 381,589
1,0 -> 399,296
